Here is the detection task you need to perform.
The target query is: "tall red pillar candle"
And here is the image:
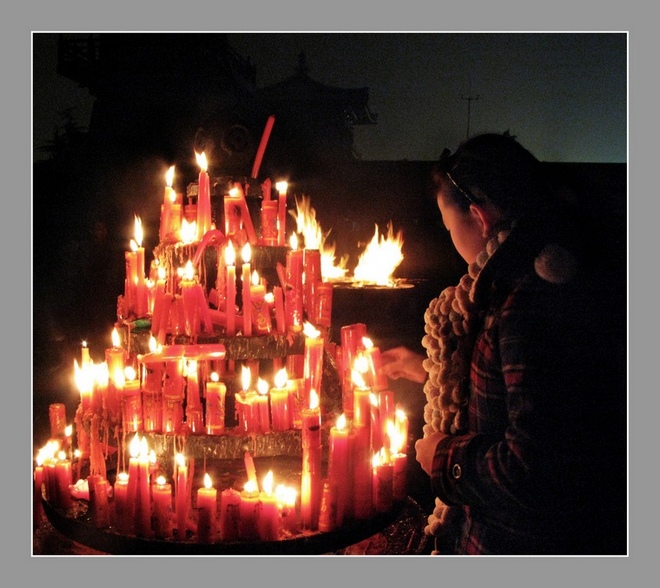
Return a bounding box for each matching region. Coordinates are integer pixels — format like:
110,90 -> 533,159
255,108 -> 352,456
379,390 -> 396,446
314,281 -> 334,328
88,474 -> 111,528
340,323 -> 367,419
285,233 -> 304,332
303,323 -> 324,407
205,373 -> 227,434
48,403 -> 67,439
256,379 -> 270,433
362,337 -> 389,392
372,452 -> 394,514
33,455 -> 45,524
273,285 -> 286,334
55,451 -> 73,509
352,425 -> 374,520
74,358 -> 94,417
276,484 -> 299,535
113,471 -> 132,533
328,413 -> 352,527
135,436 -> 153,538
269,368 -> 290,431
301,390 -> 322,530
352,368 -> 373,428
240,243 -> 252,336
317,479 -> 338,532
303,248 -> 321,322
219,487 -> 241,541
152,474 -> 173,539
224,242 -> 237,336
162,359 -> 185,434
286,377 -> 304,430
175,453 -> 189,540
275,181 -> 288,246
260,199 -> 278,246
160,165 -> 175,242
370,392 -> 383,453
133,215 -> 148,318
196,151 -> 212,240
238,480 -> 261,541
197,473 -> 218,543
250,271 -> 273,335
391,452 -> 408,503
121,366 -> 143,433
258,471 -> 280,541
104,328 -> 125,418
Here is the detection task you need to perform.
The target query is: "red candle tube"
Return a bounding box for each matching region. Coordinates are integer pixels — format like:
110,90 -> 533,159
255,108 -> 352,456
142,366 -> 163,433
260,199 -> 279,246
372,454 -> 394,514
160,166 -> 176,242
353,383 -> 372,429
170,200 -> 182,242
276,181 -> 288,246
88,474 -> 111,528
43,457 -> 58,505
219,487 -> 241,541
121,367 -> 143,433
340,324 -> 367,418
162,397 -> 184,434
303,332 -> 324,407
277,485 -> 299,535
286,377 -> 304,430
257,471 -> 280,541
224,191 -> 243,240
113,471 -> 132,533
379,390 -> 396,445
235,390 -> 259,434
269,368 -> 290,432
285,239 -> 304,291
317,479 -> 338,533
238,482 -> 261,541
352,426 -> 374,520
185,359 -> 202,410
284,285 -> 303,333
328,414 -> 353,526
314,281 -> 333,328
175,454 -> 189,541
370,392 -> 383,453
197,473 -> 218,543
301,391 -> 322,530
205,376 -> 227,434
136,447 -> 153,538
55,454 -> 73,509
152,475 -> 173,539
34,461 -> 45,523
48,403 -> 67,439
156,293 -> 174,344
391,453 -> 408,502
196,152 -> 212,239
225,244 -> 237,337
255,382 -> 270,434
241,244 -> 252,336
303,249 -> 321,319
251,114 -> 275,179
273,286 -> 286,334
250,276 -> 273,335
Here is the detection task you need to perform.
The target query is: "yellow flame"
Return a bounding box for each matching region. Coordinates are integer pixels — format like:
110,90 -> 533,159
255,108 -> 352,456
274,368 -> 288,389
203,472 -> 213,489
134,215 -> 144,248
302,321 -> 321,339
210,371 -> 220,383
241,365 -> 251,391
156,475 -> 167,486
275,180 -> 288,195
124,365 -> 137,381
241,242 -> 252,263
225,241 -> 236,265
112,327 -> 121,348
309,389 -> 319,410
195,151 -> 208,172
165,165 -> 175,187
352,222 -> 404,286
129,433 -> 141,458
262,470 -> 274,494
257,378 -> 269,395
244,479 -> 258,494
180,218 -> 197,244
336,413 -> 346,430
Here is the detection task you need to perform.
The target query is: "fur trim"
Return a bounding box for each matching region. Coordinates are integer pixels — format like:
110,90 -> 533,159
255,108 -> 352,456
534,243 -> 577,284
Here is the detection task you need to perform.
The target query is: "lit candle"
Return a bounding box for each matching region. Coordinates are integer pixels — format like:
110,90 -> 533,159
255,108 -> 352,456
33,452 -> 45,523
104,327 -> 125,418
303,248 -> 321,323
241,242 -> 252,336
135,436 -> 153,538
314,281 -> 334,328
225,242 -> 237,336
235,365 -> 259,434
113,471 -> 132,533
55,450 -> 73,509
370,392 -> 383,453
275,180 -> 288,246
205,372 -> 227,434
362,337 -> 389,392
269,368 -> 290,432
286,376 -> 304,430
196,151 -> 212,240
388,420 -> 408,503
152,474 -> 173,539
303,322 -> 324,407
256,378 -> 270,434
250,270 -> 273,335
301,390 -> 322,530
372,450 -> 394,514
121,365 -> 143,433
328,413 -> 353,526
142,337 -> 164,433
285,233 -> 304,332
352,362 -> 372,428
340,323 -> 367,419
74,359 -> 94,417
88,474 -> 111,528
180,260 -> 201,337
219,487 -> 241,541
258,470 -> 280,541
160,165 -> 176,242
260,198 -> 278,246
133,215 -> 148,318
48,403 -> 67,439
224,186 -> 243,240
175,452 -> 189,541
239,479 -> 261,541
276,484 -> 299,535
273,285 -> 286,335
197,472 -> 218,543
352,367 -> 373,520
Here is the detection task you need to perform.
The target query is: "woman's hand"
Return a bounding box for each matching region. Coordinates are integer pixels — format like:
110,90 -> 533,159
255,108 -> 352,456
414,431 -> 448,476
380,346 -> 427,383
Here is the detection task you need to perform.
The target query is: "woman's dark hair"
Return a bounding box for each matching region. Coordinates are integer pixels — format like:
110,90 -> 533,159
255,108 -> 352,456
433,133 -> 552,219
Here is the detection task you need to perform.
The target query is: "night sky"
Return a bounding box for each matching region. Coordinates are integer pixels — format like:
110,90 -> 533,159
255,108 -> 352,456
32,32 -> 627,164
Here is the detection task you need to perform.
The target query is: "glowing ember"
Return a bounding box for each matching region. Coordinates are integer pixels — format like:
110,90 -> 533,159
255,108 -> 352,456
352,221 -> 404,286
290,195 -> 348,280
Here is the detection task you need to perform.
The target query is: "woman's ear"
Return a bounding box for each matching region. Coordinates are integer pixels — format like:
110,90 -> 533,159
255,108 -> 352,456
469,203 -> 502,238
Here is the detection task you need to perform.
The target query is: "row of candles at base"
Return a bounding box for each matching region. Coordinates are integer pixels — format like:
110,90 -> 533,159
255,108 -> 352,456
36,403 -> 409,541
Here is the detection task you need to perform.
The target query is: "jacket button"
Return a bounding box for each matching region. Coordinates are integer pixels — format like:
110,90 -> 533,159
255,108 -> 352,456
452,463 -> 462,479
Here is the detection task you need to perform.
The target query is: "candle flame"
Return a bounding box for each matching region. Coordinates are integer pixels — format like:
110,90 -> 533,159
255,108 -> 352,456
225,241 -> 236,265
262,470 -> 274,495
244,479 -> 258,494
336,413 -> 346,430
352,221 -> 404,286
175,453 -> 186,468
180,218 -> 197,243
275,180 -> 288,195
362,336 -> 374,349
289,232 -> 298,250
183,260 -> 195,280
275,484 -> 297,507
165,165 -> 175,187
370,392 -> 379,407
241,365 -> 251,391
156,474 -> 167,486
274,367 -> 288,389
149,335 -> 158,353
111,327 -> 121,348
134,215 -> 144,247
65,424 -> 72,437
73,359 -> 94,393
129,433 -> 141,458
117,471 -> 129,484
257,378 -> 269,395
372,451 -> 382,468
124,365 -> 137,381
241,242 -> 252,263
139,435 -> 149,457
351,368 -> 367,389
302,321 -> 321,339
309,389 -> 319,410
196,151 -> 208,172
251,269 -> 260,286
353,354 -> 369,375
210,371 -> 220,383
203,472 -> 213,490
57,450 -> 67,462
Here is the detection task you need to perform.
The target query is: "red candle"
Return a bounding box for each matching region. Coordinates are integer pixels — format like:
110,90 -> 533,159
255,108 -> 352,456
34,455 -> 45,523
121,365 -> 143,433
48,403 -> 67,439
352,366 -> 372,428
219,487 -> 241,541
269,368 -> 290,432
328,414 -> 353,526
224,188 -> 243,240
303,323 -> 324,407
391,452 -> 408,503
260,199 -> 278,246
314,281 -> 333,328
133,215 -> 148,318
113,471 -> 132,533
175,453 -> 189,541
372,451 -> 394,514
88,474 -> 111,528
196,151 -> 212,240
225,242 -> 237,336
205,373 -> 227,434
135,436 -> 153,538
54,451 -> 73,509
251,114 -> 275,179
197,473 -> 218,543
286,377 -> 304,430
256,379 -> 270,433
152,474 -> 173,539
273,285 -> 286,334
301,390 -> 322,530
241,243 -> 252,336
340,323 -> 367,419
239,480 -> 261,541
303,248 -> 321,321
379,390 -> 396,445
362,337 -> 389,392
275,180 -> 288,246
276,484 -> 299,535
352,425 -> 373,520
160,165 -> 175,242
258,471 -> 280,541
370,392 -> 383,453
250,271 -> 273,335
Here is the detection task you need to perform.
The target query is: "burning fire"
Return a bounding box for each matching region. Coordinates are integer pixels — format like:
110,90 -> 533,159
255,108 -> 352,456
352,222 -> 404,286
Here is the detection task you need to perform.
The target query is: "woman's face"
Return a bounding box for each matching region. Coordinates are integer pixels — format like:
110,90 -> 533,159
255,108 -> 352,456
436,190 -> 489,265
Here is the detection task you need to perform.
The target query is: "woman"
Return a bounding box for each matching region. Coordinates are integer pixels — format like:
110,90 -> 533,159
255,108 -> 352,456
381,134 -> 626,555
